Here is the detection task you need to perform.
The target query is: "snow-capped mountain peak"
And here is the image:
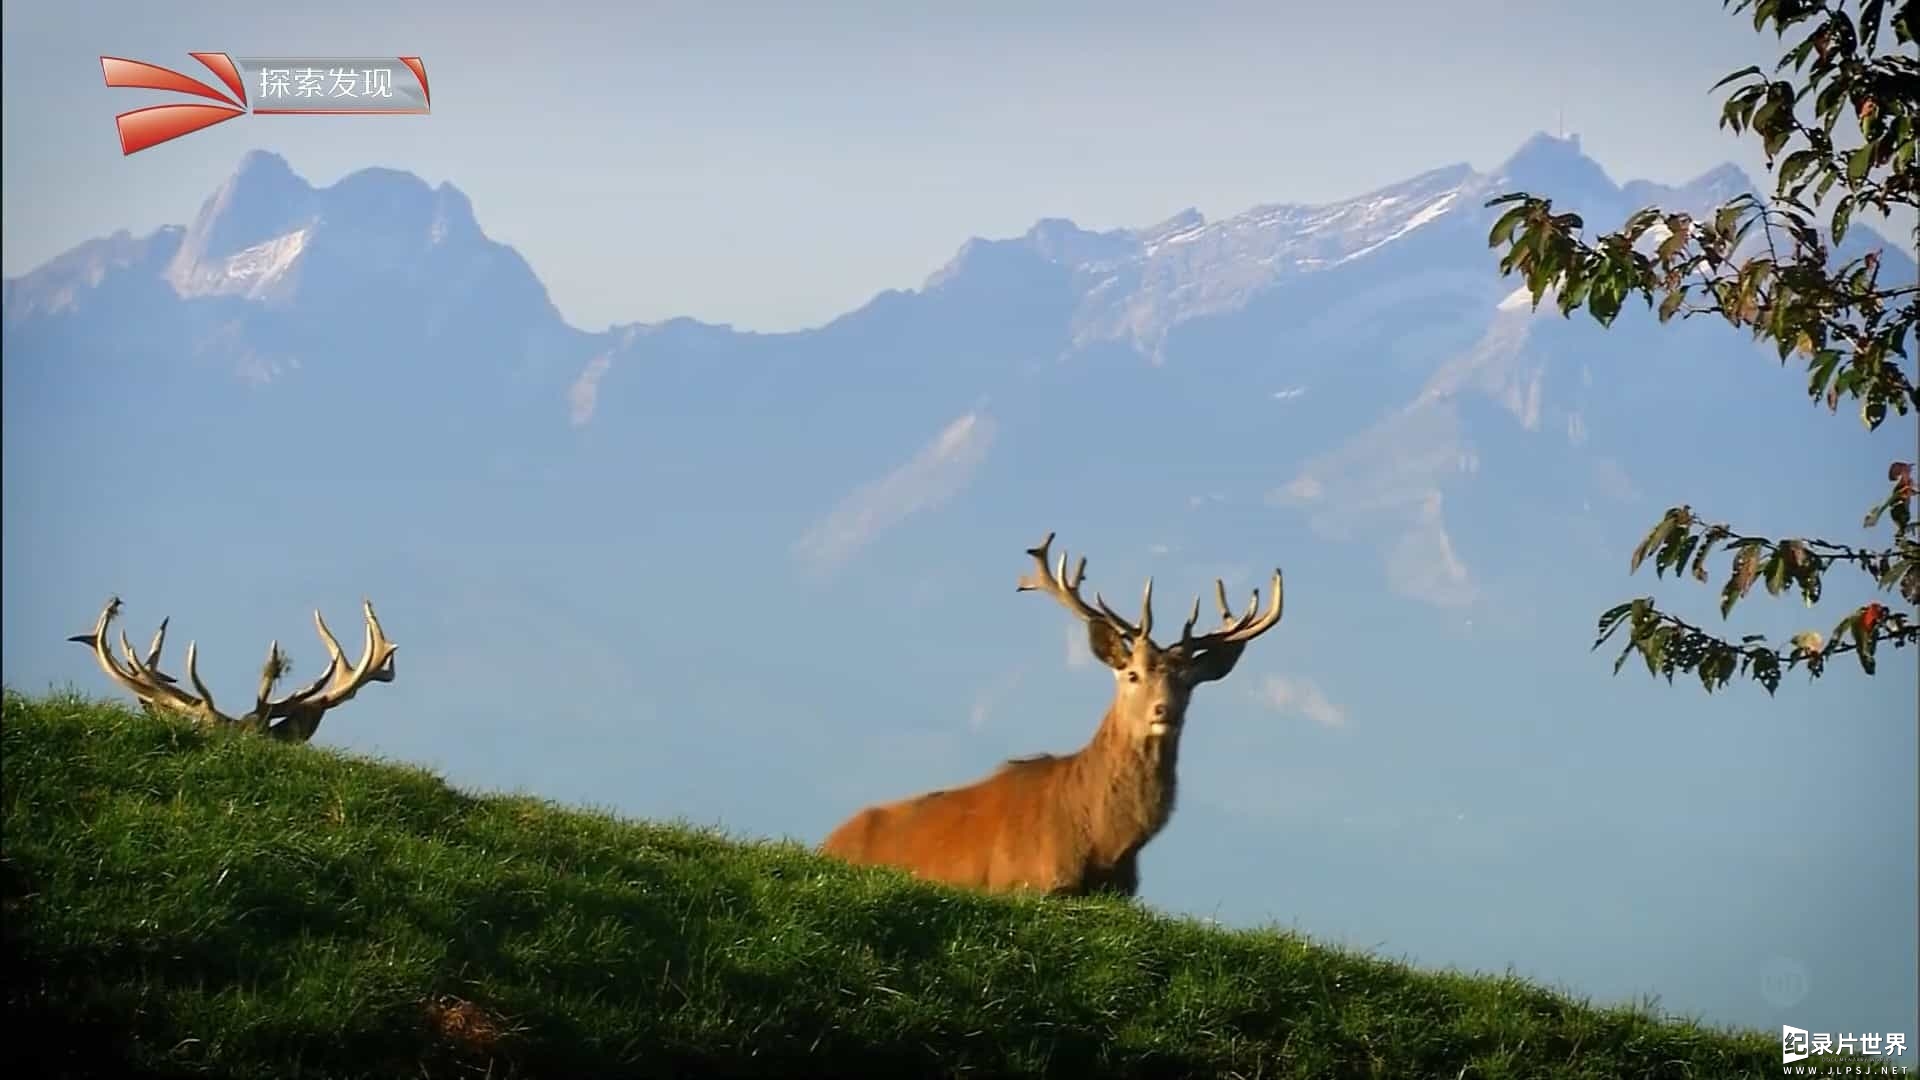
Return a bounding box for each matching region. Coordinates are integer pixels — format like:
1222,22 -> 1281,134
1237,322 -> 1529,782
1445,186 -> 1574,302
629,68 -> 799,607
908,135 -> 1775,360
1014,161 -> 1487,356
158,151 -> 492,306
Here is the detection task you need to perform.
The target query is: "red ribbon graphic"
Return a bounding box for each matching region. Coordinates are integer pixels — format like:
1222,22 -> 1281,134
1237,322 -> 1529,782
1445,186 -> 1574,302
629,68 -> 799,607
100,54 -> 247,155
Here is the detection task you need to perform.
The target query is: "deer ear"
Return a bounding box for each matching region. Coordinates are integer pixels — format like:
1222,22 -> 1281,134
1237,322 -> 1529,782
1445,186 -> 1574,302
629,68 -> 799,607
1183,642 -> 1247,684
1086,621 -> 1131,670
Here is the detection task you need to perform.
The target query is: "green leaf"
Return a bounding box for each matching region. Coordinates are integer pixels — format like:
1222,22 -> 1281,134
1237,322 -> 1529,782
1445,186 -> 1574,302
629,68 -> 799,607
1876,554 -> 1915,590
1668,534 -> 1701,580
1813,168 -> 1840,204
1641,626 -> 1670,677
1593,601 -> 1635,650
1591,283 -> 1622,327
1487,205 -> 1530,249
1751,649 -> 1782,695
1722,544 -> 1763,617
1631,511 -> 1682,574
1860,0 -> 1886,48
1845,144 -> 1874,182
1691,532 -> 1722,583
1712,202 -> 1746,240
1763,550 -> 1790,596
1816,78 -> 1849,127
1849,612 -> 1877,675
1777,148 -> 1823,190
1806,349 -> 1842,401
1781,27 -> 1821,72
1620,207 -> 1662,242
1780,540 -> 1822,605
1561,271 -> 1594,312
1612,639 -> 1636,676
1656,226 -> 1691,265
1711,64 -> 1765,91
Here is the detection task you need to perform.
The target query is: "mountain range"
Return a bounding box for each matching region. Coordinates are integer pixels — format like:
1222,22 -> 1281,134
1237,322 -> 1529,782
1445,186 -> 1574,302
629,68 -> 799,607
3,131 -> 1914,1040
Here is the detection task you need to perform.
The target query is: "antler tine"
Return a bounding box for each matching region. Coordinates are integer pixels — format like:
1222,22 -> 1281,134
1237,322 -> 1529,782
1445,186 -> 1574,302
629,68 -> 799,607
346,599 -> 399,690
143,618 -> 176,682
180,639 -> 229,723
1177,569 -> 1286,652
269,650 -> 342,710
1093,577 -> 1154,641
259,612 -> 347,711
1017,531 -> 1055,591
68,598 -> 220,720
249,639 -> 292,724
1180,569 -> 1285,652
68,597 -> 145,696
259,600 -> 396,720
1180,577 -> 1237,649
1057,550 -> 1086,592
1018,532 -> 1139,638
118,625 -> 176,685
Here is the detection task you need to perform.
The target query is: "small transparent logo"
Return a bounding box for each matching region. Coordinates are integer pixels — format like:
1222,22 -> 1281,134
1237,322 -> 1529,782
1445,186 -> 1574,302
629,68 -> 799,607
99,53 -> 429,155
1760,955 -> 1812,1009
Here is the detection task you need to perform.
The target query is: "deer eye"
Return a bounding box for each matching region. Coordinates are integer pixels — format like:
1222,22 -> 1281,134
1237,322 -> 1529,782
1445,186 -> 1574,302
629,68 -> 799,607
1126,670 -> 1140,684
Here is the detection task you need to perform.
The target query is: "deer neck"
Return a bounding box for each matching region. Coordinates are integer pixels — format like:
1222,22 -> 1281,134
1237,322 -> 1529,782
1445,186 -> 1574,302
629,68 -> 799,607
1068,703 -> 1181,866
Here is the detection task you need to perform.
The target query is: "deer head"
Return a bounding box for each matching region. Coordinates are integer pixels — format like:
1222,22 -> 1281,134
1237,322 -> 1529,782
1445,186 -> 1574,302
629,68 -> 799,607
1018,532 -> 1283,744
67,595 -> 397,743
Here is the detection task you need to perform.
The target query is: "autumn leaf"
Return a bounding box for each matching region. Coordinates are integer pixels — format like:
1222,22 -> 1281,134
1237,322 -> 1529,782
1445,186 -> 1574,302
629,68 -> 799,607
1860,603 -> 1885,633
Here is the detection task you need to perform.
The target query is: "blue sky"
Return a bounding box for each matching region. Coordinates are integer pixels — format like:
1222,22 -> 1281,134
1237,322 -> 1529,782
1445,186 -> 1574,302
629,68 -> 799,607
3,0 -> 1805,332
4,0 -> 1916,1050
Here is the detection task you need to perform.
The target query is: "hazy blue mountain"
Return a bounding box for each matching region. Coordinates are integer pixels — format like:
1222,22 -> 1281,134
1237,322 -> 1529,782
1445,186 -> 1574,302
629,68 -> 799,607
4,132 -> 1914,1040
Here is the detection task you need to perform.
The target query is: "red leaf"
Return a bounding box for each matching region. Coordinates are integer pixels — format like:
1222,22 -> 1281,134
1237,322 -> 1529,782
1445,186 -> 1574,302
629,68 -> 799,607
1860,603 -> 1884,633
1889,461 -> 1916,499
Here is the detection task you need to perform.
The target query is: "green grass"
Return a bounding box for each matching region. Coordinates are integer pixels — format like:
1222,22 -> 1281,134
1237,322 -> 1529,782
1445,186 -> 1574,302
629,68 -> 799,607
0,690 -> 1830,1079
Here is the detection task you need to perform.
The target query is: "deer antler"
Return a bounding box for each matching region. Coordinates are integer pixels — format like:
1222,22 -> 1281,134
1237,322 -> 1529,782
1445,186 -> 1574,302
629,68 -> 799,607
1174,569 -> 1285,654
68,596 -> 397,743
1017,532 -> 1151,641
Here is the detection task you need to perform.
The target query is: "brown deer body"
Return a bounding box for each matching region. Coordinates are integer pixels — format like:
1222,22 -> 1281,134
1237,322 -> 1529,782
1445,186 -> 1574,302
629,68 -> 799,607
820,532 -> 1284,897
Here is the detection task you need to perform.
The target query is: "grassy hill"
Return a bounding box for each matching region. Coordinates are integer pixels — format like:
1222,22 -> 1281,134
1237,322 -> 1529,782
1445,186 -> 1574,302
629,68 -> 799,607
1,690 -> 1812,1079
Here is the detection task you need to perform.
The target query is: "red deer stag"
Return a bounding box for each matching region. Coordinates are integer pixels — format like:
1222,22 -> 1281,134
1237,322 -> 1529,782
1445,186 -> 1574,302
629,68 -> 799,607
820,532 -> 1283,897
68,595 -> 397,743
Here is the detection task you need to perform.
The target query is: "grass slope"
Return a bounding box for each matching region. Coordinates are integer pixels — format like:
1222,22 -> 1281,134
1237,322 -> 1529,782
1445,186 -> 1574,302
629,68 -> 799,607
3,691 -> 1803,1079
